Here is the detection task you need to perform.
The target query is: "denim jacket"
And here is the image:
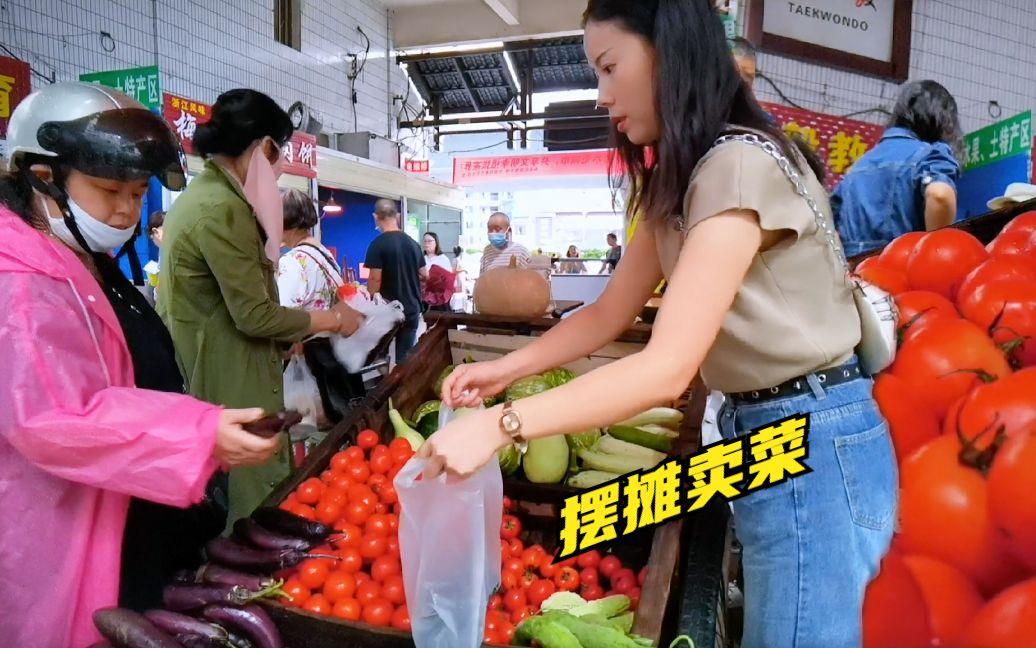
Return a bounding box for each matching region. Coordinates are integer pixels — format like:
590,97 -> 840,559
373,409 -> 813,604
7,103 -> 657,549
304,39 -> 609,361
831,127 -> 960,257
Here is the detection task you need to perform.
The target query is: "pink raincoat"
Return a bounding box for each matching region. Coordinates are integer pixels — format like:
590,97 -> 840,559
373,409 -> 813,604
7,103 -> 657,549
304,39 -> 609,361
0,205 -> 222,648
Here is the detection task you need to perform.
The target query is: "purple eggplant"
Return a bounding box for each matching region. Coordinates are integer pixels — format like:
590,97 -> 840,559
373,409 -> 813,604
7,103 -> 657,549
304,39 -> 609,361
143,610 -> 229,643
198,564 -> 280,591
242,411 -> 302,438
203,604 -> 283,648
227,634 -> 257,648
163,583 -> 264,612
205,537 -> 310,573
234,517 -> 314,551
250,507 -> 331,541
92,607 -> 182,648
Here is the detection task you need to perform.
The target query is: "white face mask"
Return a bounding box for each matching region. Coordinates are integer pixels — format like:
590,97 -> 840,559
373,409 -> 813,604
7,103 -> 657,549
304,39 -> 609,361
41,195 -> 136,253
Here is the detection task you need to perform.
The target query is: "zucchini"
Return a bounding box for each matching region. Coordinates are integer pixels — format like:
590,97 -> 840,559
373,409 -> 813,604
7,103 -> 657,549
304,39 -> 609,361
608,425 -> 674,453
567,470 -> 624,489
577,449 -> 661,475
638,424 -> 680,438
617,407 -> 684,429
596,435 -> 668,464
513,615 -> 582,648
542,611 -> 643,647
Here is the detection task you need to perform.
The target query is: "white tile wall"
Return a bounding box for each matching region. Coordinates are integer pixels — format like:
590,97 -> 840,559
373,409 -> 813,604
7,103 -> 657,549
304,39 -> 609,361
0,0 -> 408,139
750,0 -> 1036,133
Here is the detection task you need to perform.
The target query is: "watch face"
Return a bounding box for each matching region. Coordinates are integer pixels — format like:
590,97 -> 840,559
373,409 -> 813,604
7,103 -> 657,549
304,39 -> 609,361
502,413 -> 520,433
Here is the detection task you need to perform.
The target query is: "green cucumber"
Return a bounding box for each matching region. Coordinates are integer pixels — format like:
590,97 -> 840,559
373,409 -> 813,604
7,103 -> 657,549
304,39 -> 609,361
608,425 -> 674,453
541,611 -> 643,647
512,615 -> 582,648
617,407 -> 684,429
596,435 -> 667,463
567,470 -> 624,489
577,448 -> 661,475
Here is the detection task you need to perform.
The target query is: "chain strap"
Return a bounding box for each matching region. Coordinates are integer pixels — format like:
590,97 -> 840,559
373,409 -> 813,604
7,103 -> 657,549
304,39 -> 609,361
712,133 -> 850,273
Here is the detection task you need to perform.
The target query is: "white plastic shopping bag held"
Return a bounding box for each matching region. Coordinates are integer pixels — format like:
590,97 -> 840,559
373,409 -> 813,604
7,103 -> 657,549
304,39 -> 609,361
330,285 -> 405,372
282,355 -> 323,426
394,443 -> 502,648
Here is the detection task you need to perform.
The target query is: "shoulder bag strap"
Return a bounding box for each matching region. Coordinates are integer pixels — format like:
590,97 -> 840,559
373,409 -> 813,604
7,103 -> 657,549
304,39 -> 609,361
294,244 -> 345,292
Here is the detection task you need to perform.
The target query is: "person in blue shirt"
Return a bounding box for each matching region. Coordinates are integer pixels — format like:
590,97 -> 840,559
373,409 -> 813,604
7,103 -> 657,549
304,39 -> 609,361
831,80 -> 962,257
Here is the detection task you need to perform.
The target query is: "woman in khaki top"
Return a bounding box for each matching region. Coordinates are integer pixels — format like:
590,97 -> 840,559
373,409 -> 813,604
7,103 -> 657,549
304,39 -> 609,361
425,1 -> 896,646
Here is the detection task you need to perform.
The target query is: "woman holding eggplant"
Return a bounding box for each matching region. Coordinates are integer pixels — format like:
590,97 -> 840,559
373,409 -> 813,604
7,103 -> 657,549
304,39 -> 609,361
425,2 -> 897,647
0,82 -> 282,647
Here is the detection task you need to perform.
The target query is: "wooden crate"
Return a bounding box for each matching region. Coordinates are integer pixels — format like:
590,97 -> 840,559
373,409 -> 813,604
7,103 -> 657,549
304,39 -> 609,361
259,314 -> 703,647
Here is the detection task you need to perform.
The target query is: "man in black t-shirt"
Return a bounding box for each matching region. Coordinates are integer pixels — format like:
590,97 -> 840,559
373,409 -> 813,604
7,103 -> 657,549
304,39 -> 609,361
365,199 -> 427,364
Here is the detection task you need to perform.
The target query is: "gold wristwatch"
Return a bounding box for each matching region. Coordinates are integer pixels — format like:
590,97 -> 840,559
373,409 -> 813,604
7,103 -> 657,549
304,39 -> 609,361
500,400 -> 529,454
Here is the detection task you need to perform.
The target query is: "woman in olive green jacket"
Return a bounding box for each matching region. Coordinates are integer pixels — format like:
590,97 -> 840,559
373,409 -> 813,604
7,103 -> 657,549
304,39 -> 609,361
159,90 -> 361,526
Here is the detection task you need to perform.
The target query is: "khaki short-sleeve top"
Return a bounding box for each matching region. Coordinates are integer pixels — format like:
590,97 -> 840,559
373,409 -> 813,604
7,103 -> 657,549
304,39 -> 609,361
654,138 -> 861,393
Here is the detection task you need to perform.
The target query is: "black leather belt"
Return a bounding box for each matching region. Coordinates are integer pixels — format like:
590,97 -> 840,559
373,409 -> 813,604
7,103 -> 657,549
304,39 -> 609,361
728,364 -> 864,403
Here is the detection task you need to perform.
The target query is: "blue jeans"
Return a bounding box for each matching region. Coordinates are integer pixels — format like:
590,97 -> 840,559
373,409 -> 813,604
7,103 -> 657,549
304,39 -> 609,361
718,358 -> 898,648
394,312 -> 422,365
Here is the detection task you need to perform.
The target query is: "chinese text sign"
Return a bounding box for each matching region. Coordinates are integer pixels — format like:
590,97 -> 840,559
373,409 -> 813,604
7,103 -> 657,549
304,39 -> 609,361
161,93 -> 210,155
960,111 -> 1032,173
0,56 -> 31,140
453,150 -> 612,186
80,65 -> 161,110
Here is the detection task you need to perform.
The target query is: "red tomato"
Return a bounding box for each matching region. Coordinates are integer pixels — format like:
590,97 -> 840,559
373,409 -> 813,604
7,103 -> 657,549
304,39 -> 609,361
638,567 -> 648,587
391,604 -> 412,631
501,539 -> 512,560
283,578 -> 310,608
902,554 -> 984,646
371,555 -> 401,582
988,427 -> 1036,570
298,559 -> 332,590
576,550 -> 601,569
279,493 -> 298,511
385,535 -> 400,559
500,570 -> 519,591
891,318 -> 1012,420
329,472 -> 353,492
357,429 -> 380,449
960,254 -> 1036,299
330,451 -> 353,473
497,621 -> 516,644
322,571 -> 357,603
502,558 -> 523,576
362,598 -> 394,627
338,547 -> 364,573
553,567 -> 580,592
360,534 -> 388,561
346,460 -> 371,484
341,446 -> 365,464
945,368 -> 1036,452
899,435 -> 1025,596
507,538 -> 524,557
296,478 -> 324,505
343,501 -> 371,527
538,553 -> 558,579
378,482 -> 398,505
612,572 -> 637,595
519,569 -> 538,589
367,472 -> 387,494
356,581 -> 382,606
366,513 -> 390,536
958,278 -> 1036,367
878,231 -> 927,273
987,229 -> 1035,257
895,290 -> 959,342
322,487 -> 349,506
503,588 -> 527,612
511,605 -> 535,625
302,593 -> 332,616
370,444 -> 389,460
381,574 -> 406,606
331,597 -> 362,621
526,579 -> 557,607
627,587 -> 641,611
320,469 -> 334,483
315,500 -> 344,526
389,438 -> 414,464
348,483 -> 376,505
854,256 -> 881,275
857,264 -> 910,295
598,555 -> 622,580
906,229 -> 989,300
500,514 -> 522,540
872,373 -> 941,464
332,521 -> 363,547
502,496 -> 513,511
521,547 -> 543,569
289,503 -> 318,521
488,593 -> 504,611
354,570 -> 371,585
959,577 -> 1036,648
369,452 -> 394,475
579,567 -> 599,587
582,583 -> 605,601
862,549 -> 932,648
1001,211 -> 1036,237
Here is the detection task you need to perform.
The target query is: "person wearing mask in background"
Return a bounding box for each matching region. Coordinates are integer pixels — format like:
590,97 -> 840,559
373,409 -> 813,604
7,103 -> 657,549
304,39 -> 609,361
365,198 -> 427,363
278,188 -> 366,423
831,80 -> 962,257
0,82 -> 280,647
481,211 -> 531,272
598,232 -> 623,274
426,2 -> 897,647
159,89 -> 363,528
421,231 -> 456,313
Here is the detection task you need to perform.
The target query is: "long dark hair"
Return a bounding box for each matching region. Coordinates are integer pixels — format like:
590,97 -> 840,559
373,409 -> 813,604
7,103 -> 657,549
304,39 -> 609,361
890,80 -> 962,151
423,231 -> 442,256
193,89 -> 293,158
583,0 -> 799,223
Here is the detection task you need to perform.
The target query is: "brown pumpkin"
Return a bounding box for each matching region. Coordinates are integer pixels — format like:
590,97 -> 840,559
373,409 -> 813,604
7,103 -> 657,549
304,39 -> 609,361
474,255 -> 551,318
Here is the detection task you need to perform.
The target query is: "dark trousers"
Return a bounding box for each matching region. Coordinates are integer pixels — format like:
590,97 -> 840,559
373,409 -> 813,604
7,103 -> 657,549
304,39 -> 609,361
302,337 -> 367,424
395,312 -> 422,365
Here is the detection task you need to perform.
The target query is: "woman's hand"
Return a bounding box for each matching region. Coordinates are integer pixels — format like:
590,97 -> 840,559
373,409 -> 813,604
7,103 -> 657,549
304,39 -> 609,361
441,359 -> 515,408
213,408 -> 281,469
417,407 -> 512,479
331,302 -> 364,336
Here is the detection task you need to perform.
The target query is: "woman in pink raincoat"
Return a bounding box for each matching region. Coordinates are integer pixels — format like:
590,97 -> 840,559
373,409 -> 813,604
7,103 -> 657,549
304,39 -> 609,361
0,82 -> 283,647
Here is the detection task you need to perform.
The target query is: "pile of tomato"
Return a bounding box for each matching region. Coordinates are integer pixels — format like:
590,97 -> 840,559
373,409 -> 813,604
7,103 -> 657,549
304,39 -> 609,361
855,214 -> 1036,648
275,430 -> 413,630
486,500 -> 647,644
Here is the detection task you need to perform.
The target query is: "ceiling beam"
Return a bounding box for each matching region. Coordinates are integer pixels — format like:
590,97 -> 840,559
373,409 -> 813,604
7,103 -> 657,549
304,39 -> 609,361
483,0 -> 520,26
390,0 -> 584,50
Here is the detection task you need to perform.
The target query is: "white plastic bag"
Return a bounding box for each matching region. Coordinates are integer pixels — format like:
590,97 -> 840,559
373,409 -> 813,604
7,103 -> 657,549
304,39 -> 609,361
283,356 -> 323,426
395,454 -> 502,648
330,292 -> 405,372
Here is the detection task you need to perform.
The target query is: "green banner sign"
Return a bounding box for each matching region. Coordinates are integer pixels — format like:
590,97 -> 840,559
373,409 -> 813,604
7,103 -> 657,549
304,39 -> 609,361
79,65 -> 161,110
961,110 -> 1032,172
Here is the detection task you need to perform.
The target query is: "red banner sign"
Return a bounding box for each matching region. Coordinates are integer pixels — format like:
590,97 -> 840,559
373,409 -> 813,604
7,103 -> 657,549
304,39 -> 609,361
0,56 -> 32,139
282,132 -> 317,178
760,101 -> 885,191
161,92 -> 210,155
453,150 -> 612,186
405,159 -> 430,174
